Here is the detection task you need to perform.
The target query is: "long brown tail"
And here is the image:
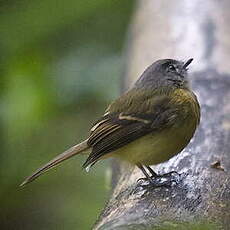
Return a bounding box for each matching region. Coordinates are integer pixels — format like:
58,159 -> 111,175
20,139 -> 89,187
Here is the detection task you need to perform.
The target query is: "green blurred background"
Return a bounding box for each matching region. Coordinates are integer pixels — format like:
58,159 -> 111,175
0,1 -> 134,229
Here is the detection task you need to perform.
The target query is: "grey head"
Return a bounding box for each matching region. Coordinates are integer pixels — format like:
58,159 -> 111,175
135,58 -> 193,90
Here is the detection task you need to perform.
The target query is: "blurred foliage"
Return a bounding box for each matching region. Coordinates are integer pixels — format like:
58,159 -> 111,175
0,0 -> 134,229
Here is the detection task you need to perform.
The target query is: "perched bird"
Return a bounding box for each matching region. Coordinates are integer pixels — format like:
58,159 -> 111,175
21,58 -> 200,186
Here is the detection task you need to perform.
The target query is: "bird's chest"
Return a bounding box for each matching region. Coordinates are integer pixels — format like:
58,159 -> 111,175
171,88 -> 200,121
114,89 -> 199,165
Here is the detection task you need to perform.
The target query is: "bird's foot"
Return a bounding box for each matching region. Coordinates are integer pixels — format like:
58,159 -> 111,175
138,171 -> 179,188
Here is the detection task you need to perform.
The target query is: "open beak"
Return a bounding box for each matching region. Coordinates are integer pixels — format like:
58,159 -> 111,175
183,58 -> 193,69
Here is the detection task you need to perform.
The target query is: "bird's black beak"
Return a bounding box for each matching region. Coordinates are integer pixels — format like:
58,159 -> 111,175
183,58 -> 193,69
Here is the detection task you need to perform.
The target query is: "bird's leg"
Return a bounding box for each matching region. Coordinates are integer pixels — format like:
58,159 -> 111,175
136,163 -> 154,183
137,164 -> 179,188
146,165 -> 178,178
146,166 -> 158,177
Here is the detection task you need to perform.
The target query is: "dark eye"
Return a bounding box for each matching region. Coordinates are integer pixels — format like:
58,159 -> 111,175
168,64 -> 177,72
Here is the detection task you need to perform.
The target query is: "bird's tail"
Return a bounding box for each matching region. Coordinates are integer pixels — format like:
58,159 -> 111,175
20,139 -> 89,187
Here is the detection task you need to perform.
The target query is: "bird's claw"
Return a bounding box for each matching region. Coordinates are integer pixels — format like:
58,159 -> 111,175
137,171 -> 180,188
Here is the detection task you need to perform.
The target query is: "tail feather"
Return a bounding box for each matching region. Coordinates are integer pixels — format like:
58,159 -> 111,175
20,139 -> 89,187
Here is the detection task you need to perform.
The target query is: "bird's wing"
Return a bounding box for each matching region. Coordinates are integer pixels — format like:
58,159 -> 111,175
83,95 -> 178,168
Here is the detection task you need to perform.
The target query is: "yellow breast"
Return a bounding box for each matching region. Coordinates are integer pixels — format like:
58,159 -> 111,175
113,88 -> 200,166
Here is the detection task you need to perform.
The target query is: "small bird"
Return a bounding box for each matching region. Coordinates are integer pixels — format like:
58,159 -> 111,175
21,58 -> 200,187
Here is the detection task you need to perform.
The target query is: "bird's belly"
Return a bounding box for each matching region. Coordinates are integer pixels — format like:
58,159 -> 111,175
113,122 -> 196,166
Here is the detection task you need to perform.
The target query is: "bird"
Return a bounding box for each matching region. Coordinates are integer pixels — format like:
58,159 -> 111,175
20,58 -> 200,187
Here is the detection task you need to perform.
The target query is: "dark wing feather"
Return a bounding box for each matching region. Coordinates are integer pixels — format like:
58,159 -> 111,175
83,115 -> 150,168
83,96 -> 178,168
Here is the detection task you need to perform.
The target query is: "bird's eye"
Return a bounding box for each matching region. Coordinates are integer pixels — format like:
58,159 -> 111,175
168,64 -> 177,72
